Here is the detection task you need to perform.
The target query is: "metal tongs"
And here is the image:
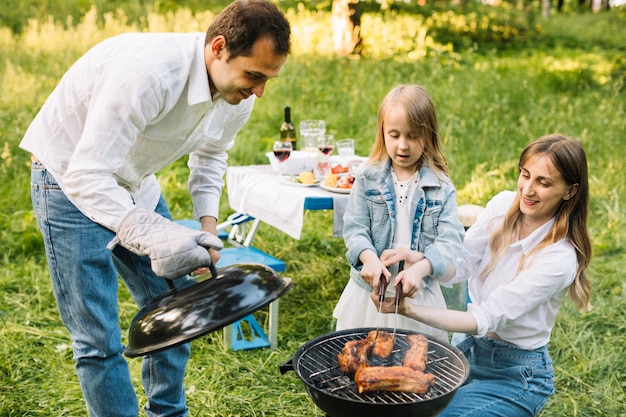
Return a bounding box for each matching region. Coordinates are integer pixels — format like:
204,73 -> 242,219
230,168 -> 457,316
391,261 -> 404,340
374,260 -> 405,342
374,274 -> 389,342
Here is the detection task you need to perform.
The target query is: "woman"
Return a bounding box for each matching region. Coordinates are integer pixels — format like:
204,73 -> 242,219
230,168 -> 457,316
377,134 -> 592,416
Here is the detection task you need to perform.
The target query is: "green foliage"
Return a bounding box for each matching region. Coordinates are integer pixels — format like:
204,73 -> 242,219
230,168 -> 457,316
0,5 -> 625,417
0,0 -> 232,34
540,8 -> 626,51
425,3 -> 538,51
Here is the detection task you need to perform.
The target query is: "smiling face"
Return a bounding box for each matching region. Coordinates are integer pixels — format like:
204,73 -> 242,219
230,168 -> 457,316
382,105 -> 425,179
518,154 -> 577,228
206,36 -> 287,105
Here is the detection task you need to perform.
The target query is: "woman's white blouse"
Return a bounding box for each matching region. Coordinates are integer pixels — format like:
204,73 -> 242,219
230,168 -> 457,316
450,191 -> 578,349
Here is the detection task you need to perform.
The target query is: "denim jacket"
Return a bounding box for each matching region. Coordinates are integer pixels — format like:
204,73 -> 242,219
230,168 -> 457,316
343,158 -> 465,290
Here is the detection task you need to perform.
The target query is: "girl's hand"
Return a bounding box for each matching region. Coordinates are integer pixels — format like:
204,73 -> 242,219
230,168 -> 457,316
359,249 -> 390,287
360,258 -> 389,288
380,248 -> 425,269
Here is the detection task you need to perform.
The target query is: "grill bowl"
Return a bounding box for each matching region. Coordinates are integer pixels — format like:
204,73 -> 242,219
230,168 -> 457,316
280,327 -> 469,417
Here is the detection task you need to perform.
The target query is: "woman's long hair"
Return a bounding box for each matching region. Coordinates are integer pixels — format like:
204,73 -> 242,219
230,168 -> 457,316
368,84 -> 449,178
481,134 -> 592,311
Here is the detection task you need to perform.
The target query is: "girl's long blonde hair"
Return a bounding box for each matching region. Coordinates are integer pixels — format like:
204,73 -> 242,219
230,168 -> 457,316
368,84 -> 449,177
481,134 -> 592,312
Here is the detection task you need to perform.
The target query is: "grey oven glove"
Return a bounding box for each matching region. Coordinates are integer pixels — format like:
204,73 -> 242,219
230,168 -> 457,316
107,207 -> 223,279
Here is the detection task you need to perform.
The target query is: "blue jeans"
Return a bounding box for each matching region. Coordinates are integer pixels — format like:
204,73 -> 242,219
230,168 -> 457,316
438,334 -> 555,417
31,162 -> 190,417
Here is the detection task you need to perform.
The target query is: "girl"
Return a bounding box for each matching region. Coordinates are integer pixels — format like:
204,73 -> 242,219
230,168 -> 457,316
377,134 -> 592,416
333,84 -> 465,341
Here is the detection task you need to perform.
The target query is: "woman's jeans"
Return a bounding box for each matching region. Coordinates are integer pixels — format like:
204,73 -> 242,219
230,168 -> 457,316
31,162 -> 190,417
438,334 -> 555,417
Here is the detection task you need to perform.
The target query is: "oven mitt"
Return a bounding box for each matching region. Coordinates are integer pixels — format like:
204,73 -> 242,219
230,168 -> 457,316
107,207 -> 223,279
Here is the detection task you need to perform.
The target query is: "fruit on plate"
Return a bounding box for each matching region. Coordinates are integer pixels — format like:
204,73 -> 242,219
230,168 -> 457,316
298,171 -> 317,184
324,173 -> 338,187
337,175 -> 355,189
331,164 -> 349,174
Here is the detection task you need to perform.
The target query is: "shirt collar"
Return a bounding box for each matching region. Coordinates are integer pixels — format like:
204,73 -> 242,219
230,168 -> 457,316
187,34 -> 212,106
517,217 -> 555,253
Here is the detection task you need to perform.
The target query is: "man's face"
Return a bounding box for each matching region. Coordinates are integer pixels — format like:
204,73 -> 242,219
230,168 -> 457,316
206,36 -> 288,105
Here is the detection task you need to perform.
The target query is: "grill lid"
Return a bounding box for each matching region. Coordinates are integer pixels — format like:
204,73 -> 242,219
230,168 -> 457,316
124,263 -> 292,357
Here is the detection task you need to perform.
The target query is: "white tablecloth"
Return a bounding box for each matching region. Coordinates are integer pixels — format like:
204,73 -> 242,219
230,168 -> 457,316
226,165 -> 348,239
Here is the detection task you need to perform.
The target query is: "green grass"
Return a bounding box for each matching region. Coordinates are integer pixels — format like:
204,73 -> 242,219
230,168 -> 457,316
1,5 -> 625,416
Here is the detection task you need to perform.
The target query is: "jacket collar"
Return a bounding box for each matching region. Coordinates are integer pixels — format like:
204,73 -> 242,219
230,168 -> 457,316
365,158 -> 441,188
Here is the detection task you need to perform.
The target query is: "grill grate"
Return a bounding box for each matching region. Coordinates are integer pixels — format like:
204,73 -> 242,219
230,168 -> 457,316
296,330 -> 468,405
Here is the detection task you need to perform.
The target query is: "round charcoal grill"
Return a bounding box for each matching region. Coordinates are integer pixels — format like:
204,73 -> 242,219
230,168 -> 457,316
280,327 -> 469,417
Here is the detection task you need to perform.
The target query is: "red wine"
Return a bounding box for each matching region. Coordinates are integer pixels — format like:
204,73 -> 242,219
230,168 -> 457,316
319,145 -> 334,156
273,149 -> 291,162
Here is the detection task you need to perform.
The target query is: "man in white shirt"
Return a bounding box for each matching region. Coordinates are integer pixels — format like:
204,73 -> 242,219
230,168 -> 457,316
20,1 -> 290,416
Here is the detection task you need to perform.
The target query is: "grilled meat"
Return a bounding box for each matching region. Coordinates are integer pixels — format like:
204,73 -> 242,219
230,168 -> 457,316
367,330 -> 394,359
402,333 -> 429,372
337,339 -> 371,373
338,332 -> 435,395
337,330 -> 396,373
354,366 -> 436,394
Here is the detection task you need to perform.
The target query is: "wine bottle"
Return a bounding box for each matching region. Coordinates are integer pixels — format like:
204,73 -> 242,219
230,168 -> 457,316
280,106 -> 297,150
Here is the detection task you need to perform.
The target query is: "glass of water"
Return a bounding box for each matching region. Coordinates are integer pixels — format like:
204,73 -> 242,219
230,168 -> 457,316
299,120 -> 326,152
336,138 -> 355,160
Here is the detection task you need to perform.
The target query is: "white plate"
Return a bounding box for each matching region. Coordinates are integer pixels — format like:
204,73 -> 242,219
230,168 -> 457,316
281,176 -> 321,187
320,184 -> 352,194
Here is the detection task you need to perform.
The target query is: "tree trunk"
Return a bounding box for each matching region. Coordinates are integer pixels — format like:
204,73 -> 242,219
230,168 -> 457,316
541,0 -> 551,17
331,0 -> 362,56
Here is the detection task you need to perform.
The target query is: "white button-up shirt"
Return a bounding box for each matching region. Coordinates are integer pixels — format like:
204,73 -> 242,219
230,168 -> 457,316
20,32 -> 254,231
449,191 -> 577,349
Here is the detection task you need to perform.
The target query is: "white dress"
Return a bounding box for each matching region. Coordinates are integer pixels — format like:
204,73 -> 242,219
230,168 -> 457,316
333,171 -> 449,341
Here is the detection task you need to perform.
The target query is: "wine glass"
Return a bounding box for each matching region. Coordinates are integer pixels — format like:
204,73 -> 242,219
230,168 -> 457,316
314,134 -> 334,178
317,134 -> 335,156
272,140 -> 292,176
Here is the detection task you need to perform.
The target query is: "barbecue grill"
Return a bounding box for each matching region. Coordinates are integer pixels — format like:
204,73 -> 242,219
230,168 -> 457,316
280,327 -> 469,417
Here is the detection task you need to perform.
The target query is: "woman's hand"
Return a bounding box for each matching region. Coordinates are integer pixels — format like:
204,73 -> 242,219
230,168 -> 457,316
380,248 -> 425,269
370,287 -> 478,335
393,259 -> 433,298
371,289 -> 410,316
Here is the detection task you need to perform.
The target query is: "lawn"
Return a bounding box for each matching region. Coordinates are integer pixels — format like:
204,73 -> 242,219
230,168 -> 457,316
0,4 -> 624,416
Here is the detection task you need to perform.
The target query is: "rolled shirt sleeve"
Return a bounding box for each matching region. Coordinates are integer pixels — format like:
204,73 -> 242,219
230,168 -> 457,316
187,101 -> 253,220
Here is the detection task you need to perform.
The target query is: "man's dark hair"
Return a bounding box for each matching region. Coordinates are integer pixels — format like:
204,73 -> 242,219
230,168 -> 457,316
205,0 -> 291,59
